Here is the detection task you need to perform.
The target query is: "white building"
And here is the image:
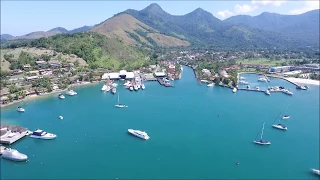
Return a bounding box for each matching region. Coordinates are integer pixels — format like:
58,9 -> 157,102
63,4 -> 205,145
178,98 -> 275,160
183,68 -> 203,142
154,72 -> 166,77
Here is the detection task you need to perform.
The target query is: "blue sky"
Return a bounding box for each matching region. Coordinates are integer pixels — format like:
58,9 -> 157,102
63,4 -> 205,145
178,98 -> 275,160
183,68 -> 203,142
1,1 -> 319,36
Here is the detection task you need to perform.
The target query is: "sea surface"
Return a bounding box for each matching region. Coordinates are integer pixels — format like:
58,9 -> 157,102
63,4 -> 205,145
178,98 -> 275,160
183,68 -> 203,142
1,66 -> 319,179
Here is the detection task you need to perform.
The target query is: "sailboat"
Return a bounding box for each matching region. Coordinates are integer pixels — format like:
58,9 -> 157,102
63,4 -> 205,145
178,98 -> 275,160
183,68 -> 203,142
254,122 -> 271,145
282,105 -> 290,119
272,112 -> 288,130
115,93 -> 128,108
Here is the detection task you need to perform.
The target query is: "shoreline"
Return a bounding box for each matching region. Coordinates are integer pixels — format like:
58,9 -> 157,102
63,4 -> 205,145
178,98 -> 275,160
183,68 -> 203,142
0,81 -> 101,109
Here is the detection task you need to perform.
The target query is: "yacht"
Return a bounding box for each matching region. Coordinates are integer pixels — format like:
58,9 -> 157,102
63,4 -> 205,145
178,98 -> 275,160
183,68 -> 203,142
239,80 -> 249,85
129,86 -> 134,91
30,129 -> 57,140
58,93 -> 65,99
258,77 -> 268,82
265,90 -> 271,95
310,168 -> 320,176
1,147 -> 28,162
66,90 -> 77,96
111,88 -> 116,94
101,84 -> 108,91
134,85 -> 139,91
128,129 -> 150,140
254,122 -> 271,145
282,89 -> 293,95
232,88 -> 237,93
58,116 -> 63,120
207,83 -> 214,87
16,106 -> 25,112
282,115 -> 290,120
272,124 -> 288,130
111,83 -> 118,88
141,84 -> 145,90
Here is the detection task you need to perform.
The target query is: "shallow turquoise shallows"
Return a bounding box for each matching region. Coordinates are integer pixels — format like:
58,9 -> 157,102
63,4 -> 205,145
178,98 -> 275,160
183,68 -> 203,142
1,66 -> 319,179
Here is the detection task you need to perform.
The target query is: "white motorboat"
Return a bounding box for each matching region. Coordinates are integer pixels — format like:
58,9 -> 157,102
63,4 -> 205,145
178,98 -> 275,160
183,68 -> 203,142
106,85 -> 111,92
141,84 -> 145,90
66,90 -> 77,96
134,85 -> 138,91
258,77 -> 268,82
30,129 -> 57,140
128,129 -> 150,140
232,88 -> 237,93
16,106 -> 25,112
101,84 -> 108,91
129,86 -> 134,91
111,88 -> 116,94
1,147 -> 28,162
282,89 -> 293,95
310,168 -> 320,176
239,80 -> 249,85
282,115 -> 290,119
265,90 -> 271,95
58,116 -> 63,119
207,83 -> 214,87
254,122 -> 271,145
272,124 -> 288,130
115,93 -> 128,108
58,93 -> 65,99
240,76 -> 245,80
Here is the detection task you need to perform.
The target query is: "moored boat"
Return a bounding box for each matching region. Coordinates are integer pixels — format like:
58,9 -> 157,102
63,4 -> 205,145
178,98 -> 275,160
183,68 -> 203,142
66,90 -> 77,96
128,129 -> 150,140
282,115 -> 290,119
254,122 -> 271,145
310,168 -> 320,176
58,93 -> 65,99
16,106 -> 25,112
30,129 -> 57,140
272,124 -> 288,130
232,88 -> 237,93
265,90 -> 271,95
129,86 -> 134,91
101,84 -> 108,91
1,147 -> 28,162
207,83 -> 214,87
141,84 -> 145,90
111,88 -> 116,94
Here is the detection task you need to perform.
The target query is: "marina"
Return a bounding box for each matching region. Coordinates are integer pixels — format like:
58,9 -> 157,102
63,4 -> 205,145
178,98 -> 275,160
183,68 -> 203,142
0,66 -> 318,179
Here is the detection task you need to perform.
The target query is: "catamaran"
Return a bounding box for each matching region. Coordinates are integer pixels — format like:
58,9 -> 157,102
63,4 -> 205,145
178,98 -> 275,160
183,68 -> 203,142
115,93 -> 127,108
254,122 -> 271,145
272,112 -> 288,130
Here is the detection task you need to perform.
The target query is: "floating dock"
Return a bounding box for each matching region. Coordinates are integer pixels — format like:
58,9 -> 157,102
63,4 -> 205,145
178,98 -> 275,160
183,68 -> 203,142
0,125 -> 30,145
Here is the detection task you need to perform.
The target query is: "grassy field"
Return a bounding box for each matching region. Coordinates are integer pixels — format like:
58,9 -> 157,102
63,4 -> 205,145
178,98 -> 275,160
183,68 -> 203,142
0,47 -> 88,71
237,58 -> 302,67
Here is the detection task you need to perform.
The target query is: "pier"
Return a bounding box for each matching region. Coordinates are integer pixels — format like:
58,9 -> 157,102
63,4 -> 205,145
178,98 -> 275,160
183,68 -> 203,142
157,78 -> 174,87
0,125 -> 31,145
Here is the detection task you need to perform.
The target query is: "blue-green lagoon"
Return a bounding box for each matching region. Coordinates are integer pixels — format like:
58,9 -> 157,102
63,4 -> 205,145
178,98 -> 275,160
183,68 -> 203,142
1,66 -> 319,179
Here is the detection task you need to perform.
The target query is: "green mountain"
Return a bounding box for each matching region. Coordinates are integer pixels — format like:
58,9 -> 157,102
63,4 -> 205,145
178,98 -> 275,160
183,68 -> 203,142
122,3 -> 319,49
224,10 -> 320,46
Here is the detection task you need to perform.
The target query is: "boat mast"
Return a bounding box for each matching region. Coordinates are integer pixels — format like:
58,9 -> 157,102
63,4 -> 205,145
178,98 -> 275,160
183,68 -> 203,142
261,122 -> 265,140
273,112 -> 282,124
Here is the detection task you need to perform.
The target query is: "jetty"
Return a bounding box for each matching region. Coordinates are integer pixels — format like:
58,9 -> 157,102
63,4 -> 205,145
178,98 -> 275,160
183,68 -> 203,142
0,125 -> 31,145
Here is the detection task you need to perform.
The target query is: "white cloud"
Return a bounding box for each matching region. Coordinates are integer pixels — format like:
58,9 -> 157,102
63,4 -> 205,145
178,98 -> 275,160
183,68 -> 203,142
289,1 -> 320,15
235,4 -> 258,14
251,0 -> 287,7
217,10 -> 234,19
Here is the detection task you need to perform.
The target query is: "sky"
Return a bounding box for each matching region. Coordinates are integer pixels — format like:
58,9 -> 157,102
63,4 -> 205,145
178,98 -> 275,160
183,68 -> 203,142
1,0 -> 319,36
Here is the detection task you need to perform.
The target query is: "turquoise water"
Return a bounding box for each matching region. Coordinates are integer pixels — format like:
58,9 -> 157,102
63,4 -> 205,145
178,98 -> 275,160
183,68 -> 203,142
1,66 -> 319,179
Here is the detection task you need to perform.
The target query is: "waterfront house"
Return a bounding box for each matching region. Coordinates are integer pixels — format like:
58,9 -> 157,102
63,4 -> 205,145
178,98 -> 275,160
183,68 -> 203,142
23,64 -> 31,69
26,76 -> 39,82
10,69 -> 23,75
49,61 -> 61,68
154,72 -> 166,78
0,96 -> 9,104
35,60 -> 47,67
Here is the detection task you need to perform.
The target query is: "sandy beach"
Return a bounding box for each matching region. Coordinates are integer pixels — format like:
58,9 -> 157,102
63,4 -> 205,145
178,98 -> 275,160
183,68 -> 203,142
0,81 -> 101,108
285,77 -> 320,86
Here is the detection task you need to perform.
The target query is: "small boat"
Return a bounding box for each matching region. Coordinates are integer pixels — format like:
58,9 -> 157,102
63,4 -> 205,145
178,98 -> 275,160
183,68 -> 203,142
253,122 -> 271,145
58,116 -> 63,119
111,88 -> 116,94
282,115 -> 290,119
16,106 -> 25,112
101,84 -> 108,91
296,85 -> 307,90
232,88 -> 237,93
304,85 -> 309,89
272,124 -> 288,130
128,129 -> 150,140
115,93 -> 128,108
247,85 -> 250,89
239,80 -> 249,85
141,84 -> 145,90
129,86 -> 134,91
282,89 -> 293,95
240,76 -> 245,80
66,90 -> 77,96
258,77 -> 268,82
58,93 -> 65,99
1,147 -> 28,162
265,90 -> 271,95
255,86 -> 260,90
30,129 -> 57,140
134,85 -> 138,91
207,83 -> 214,87
111,83 -> 118,88
310,168 -> 320,175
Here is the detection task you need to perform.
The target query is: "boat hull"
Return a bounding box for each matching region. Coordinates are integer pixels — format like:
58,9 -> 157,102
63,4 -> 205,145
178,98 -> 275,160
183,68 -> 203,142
272,125 -> 288,130
17,109 -> 25,112
282,116 -> 290,120
310,168 -> 320,175
115,105 -> 128,108
253,141 -> 271,145
30,134 -> 57,140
